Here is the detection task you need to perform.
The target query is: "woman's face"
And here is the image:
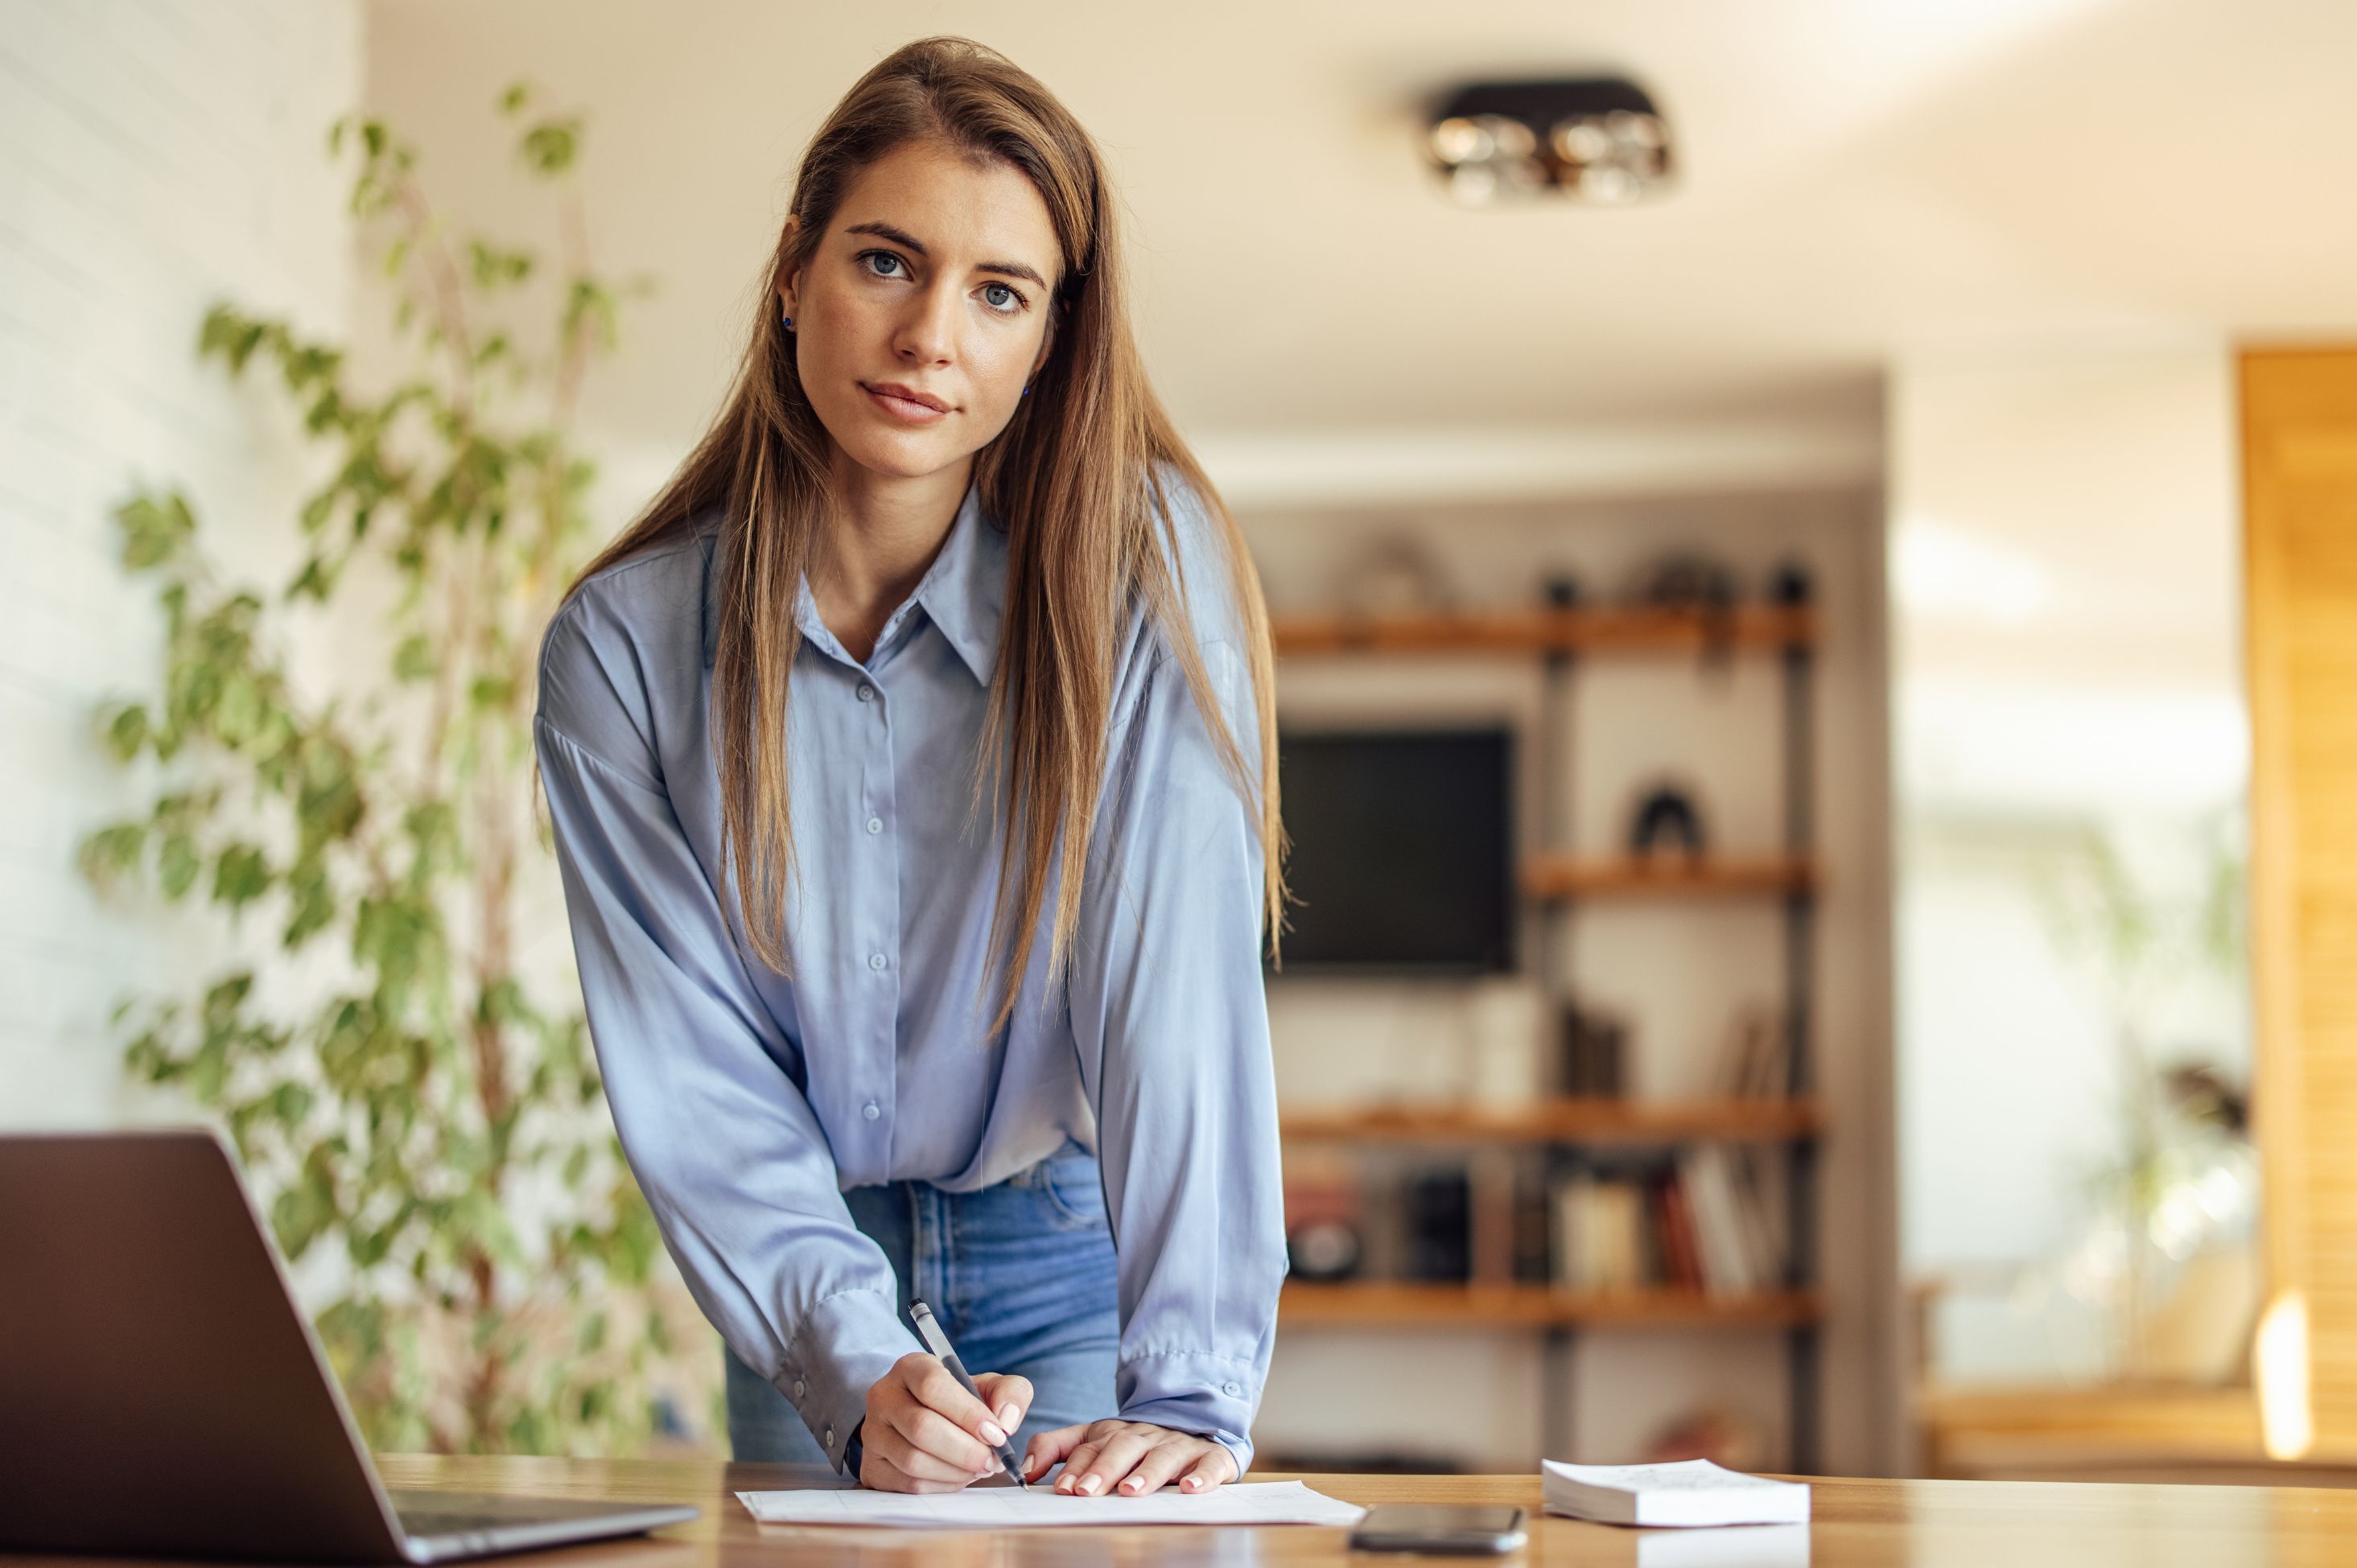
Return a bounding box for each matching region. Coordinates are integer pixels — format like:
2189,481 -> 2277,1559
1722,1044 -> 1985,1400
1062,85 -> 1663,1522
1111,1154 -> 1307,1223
781,139 -> 1061,484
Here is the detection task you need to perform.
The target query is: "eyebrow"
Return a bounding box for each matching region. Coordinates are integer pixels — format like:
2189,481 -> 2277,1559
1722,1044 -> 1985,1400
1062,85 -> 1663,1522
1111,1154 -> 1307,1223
843,220 -> 1049,290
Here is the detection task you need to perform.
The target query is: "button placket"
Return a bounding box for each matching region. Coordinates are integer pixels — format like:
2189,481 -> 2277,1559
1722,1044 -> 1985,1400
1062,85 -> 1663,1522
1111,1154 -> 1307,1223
862,668 -> 899,1160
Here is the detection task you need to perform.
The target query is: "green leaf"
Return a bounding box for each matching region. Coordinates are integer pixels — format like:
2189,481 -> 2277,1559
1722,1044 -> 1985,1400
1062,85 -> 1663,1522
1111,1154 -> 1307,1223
392,635 -> 436,683
115,490 -> 197,570
518,118 -> 581,177
79,821 -> 147,887
271,1154 -> 340,1261
157,833 -> 200,899
212,842 -> 273,912
103,702 -> 150,761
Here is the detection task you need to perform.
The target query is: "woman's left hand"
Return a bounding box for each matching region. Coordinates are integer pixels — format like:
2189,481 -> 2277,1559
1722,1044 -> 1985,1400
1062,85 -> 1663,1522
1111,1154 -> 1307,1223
1022,1419 -> 1238,1496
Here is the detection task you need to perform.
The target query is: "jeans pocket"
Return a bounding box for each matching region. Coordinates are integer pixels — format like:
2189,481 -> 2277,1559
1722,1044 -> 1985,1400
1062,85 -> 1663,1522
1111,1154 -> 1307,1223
1032,1149 -> 1107,1233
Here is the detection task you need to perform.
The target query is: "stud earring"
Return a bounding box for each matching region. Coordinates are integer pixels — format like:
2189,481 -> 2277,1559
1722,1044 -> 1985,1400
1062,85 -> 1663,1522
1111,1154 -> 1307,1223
781,315 -> 793,330
1020,385 -> 1029,397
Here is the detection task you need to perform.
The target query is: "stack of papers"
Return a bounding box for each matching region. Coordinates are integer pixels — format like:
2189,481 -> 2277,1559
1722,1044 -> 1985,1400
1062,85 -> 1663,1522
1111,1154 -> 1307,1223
1542,1459 -> 1811,1528
737,1480 -> 1365,1530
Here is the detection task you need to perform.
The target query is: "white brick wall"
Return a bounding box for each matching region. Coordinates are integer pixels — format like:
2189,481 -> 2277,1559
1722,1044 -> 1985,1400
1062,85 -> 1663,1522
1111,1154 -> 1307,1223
0,0 -> 362,1126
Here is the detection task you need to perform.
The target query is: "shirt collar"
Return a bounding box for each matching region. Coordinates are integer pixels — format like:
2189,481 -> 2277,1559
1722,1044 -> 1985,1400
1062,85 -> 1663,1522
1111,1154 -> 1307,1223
699,481 -> 1005,684
906,480 -> 1003,685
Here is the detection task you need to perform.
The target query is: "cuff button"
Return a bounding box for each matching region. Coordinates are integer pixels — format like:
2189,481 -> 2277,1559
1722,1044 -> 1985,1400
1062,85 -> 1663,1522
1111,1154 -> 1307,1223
1222,1381 -> 1243,1397
793,1379 -> 806,1399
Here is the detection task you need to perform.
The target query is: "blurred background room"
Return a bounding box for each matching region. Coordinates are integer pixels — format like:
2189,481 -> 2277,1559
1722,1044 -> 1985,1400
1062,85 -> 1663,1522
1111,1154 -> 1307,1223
8,0 -> 2357,1484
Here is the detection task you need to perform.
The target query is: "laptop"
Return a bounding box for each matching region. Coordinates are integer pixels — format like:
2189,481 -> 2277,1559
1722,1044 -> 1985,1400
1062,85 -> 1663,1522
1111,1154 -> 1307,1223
0,1127 -> 700,1562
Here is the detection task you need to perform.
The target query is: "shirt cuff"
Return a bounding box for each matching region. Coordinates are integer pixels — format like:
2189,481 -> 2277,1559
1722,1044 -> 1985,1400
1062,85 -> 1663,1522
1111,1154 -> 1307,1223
774,1288 -> 921,1475
1118,1352 -> 1260,1476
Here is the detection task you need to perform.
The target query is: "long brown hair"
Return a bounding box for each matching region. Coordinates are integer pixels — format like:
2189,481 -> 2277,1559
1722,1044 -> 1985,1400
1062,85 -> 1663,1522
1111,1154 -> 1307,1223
569,36 -> 1284,1030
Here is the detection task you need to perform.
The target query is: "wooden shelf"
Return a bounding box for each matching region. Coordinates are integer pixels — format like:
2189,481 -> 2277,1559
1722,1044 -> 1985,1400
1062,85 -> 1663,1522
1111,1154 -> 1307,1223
1522,854 -> 1816,900
1271,605 -> 1815,657
1279,1281 -> 1822,1329
1281,1098 -> 1823,1145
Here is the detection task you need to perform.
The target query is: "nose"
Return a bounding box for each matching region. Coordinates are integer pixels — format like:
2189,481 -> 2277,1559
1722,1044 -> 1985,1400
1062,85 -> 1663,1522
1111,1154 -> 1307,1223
893,279 -> 958,369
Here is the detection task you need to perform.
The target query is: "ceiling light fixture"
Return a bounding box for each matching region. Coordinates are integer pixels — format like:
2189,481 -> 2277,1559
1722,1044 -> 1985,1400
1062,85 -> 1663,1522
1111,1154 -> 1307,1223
1427,77 -> 1675,208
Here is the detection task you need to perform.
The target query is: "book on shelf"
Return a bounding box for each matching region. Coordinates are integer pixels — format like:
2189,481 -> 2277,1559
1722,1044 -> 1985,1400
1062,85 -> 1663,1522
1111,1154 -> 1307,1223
1550,1154 -> 1785,1295
1714,1006 -> 1791,1100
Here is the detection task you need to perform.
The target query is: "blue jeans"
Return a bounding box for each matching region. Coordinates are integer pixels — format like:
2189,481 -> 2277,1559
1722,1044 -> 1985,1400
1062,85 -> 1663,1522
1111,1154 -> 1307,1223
723,1141 -> 1120,1467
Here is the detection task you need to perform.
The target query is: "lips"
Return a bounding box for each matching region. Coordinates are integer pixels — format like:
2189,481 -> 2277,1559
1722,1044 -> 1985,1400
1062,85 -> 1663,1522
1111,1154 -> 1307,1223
861,381 -> 952,422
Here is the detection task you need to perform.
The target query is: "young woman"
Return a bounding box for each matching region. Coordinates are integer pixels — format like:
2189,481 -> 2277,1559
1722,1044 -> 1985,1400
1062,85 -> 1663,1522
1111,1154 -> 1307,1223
534,38 -> 1288,1498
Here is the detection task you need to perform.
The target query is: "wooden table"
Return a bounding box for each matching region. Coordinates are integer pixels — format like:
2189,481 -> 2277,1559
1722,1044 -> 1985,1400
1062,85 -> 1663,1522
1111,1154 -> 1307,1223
29,1455 -> 2357,1566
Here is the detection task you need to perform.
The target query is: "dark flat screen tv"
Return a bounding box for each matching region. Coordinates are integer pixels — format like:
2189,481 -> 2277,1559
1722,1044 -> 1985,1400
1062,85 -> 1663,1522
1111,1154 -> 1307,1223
1274,727 -> 1514,974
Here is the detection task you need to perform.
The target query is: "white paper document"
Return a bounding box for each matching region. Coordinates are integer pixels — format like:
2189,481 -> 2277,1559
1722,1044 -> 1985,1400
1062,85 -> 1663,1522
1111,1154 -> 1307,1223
1543,1459 -> 1811,1528
737,1480 -> 1366,1530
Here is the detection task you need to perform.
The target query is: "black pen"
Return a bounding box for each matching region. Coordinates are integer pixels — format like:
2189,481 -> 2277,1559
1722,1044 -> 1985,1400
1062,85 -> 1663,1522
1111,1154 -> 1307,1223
908,1299 -> 1028,1488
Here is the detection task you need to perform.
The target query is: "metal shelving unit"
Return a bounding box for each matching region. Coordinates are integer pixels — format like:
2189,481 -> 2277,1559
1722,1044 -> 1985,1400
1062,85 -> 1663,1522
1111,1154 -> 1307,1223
1270,592 -> 1825,1472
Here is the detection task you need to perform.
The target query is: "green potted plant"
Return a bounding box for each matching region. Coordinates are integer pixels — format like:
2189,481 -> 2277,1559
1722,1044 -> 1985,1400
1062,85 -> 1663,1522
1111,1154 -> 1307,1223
79,87 -> 702,1455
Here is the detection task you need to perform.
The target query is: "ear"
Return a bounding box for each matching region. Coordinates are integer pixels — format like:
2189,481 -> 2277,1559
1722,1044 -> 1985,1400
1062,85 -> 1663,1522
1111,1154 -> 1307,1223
775,212 -> 804,325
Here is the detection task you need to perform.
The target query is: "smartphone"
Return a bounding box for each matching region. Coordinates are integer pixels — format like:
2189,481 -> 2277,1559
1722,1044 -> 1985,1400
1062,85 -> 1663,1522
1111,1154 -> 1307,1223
1349,1504 -> 1528,1555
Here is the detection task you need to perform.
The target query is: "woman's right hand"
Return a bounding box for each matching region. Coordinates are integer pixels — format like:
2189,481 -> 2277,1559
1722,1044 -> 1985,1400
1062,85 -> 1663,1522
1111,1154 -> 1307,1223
859,1352 -> 1032,1492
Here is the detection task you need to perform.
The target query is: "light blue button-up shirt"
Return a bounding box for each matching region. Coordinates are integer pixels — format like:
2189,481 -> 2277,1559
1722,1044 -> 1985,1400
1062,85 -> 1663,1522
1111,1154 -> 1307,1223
534,477 -> 1286,1475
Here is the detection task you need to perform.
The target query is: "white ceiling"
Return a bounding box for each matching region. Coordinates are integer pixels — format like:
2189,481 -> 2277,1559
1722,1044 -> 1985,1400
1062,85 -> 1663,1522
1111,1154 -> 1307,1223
367,0 -> 2357,478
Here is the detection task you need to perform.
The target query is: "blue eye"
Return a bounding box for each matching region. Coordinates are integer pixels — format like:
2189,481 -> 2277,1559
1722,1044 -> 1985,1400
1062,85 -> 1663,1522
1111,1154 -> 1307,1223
982,282 -> 1022,314
862,251 -> 906,278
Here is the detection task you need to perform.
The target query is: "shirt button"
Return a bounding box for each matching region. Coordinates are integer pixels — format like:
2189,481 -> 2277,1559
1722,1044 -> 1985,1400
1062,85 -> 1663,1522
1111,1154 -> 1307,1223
1222,1381 -> 1244,1398
793,1379 -> 806,1399
863,1102 -> 880,1121
865,817 -> 883,835
867,952 -> 888,972
856,683 -> 876,702
824,1426 -> 835,1448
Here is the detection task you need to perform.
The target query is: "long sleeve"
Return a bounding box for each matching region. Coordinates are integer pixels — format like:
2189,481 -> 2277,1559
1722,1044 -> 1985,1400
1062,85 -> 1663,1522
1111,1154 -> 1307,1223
1067,632 -> 1289,1475
534,604 -> 917,1475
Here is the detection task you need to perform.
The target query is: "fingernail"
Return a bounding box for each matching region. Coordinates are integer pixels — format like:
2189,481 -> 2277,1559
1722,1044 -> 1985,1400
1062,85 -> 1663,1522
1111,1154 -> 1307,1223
1078,1475 -> 1102,1496
999,1403 -> 1021,1428
980,1422 -> 1007,1446
1183,1476 -> 1203,1492
1120,1477 -> 1142,1494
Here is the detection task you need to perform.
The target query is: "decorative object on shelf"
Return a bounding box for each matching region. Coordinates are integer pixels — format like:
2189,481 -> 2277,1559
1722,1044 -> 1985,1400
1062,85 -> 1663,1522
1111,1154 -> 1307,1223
1767,560 -> 1814,607
1284,1155 -> 1367,1284
1287,1215 -> 1366,1286
1628,781 -> 1708,861
1425,77 -> 1675,208
1639,1408 -> 1772,1471
1626,552 -> 1739,617
1627,550 -> 1741,663
1559,1001 -> 1628,1099
1403,1167 -> 1474,1282
1333,532 -> 1456,619
1466,978 -> 1546,1107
